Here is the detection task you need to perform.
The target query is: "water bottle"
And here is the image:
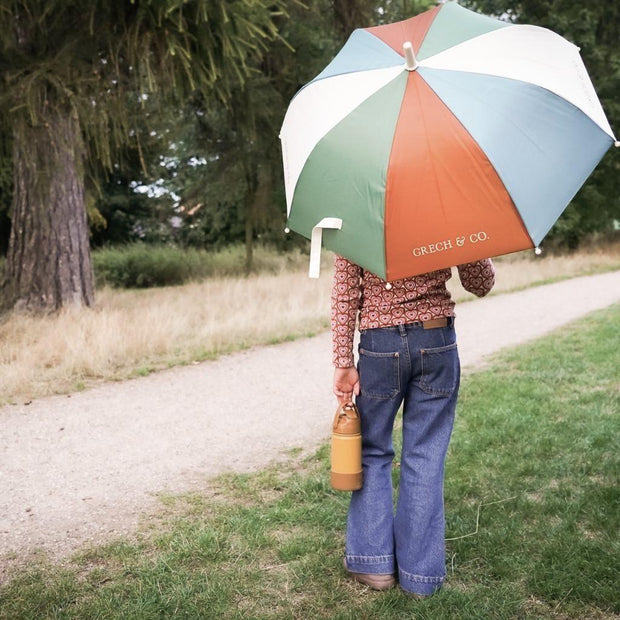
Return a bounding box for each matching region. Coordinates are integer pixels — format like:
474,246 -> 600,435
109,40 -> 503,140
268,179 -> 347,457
331,401 -> 363,491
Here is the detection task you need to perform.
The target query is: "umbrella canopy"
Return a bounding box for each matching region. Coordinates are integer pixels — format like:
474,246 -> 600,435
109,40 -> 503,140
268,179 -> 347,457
280,1 -> 617,280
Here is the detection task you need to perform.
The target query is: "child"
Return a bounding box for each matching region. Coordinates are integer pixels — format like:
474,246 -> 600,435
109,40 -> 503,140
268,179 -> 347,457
332,255 -> 495,596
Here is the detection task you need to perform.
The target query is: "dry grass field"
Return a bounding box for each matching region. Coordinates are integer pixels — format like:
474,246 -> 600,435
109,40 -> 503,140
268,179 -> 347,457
1,245 -> 618,406
446,244 -> 620,299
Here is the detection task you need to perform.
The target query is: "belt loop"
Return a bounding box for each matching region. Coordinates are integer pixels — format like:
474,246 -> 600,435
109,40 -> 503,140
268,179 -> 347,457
398,324 -> 406,337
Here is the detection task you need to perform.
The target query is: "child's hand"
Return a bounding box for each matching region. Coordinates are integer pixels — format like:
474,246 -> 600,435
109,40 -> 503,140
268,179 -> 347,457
333,367 -> 360,404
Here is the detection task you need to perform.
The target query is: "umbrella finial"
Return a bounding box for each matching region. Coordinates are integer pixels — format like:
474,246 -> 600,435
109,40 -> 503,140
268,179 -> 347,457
403,42 -> 418,71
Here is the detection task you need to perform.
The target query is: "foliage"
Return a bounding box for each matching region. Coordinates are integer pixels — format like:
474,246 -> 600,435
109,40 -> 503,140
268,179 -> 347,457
93,243 -> 207,288
0,0 -> 290,168
178,4 -> 334,257
92,242 -> 310,288
113,1 -> 345,263
374,0 -> 436,23
0,306 -> 617,618
90,170 -> 167,247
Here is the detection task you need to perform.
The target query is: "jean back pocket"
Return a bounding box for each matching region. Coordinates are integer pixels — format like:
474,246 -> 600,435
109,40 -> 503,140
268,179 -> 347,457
359,348 -> 400,400
419,343 -> 459,396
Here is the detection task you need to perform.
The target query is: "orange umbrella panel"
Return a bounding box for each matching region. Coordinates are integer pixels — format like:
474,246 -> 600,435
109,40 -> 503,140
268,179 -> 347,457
384,71 -> 533,281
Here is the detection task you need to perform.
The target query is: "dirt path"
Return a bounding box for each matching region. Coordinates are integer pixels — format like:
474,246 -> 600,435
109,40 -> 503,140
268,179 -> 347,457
1,271 -> 619,579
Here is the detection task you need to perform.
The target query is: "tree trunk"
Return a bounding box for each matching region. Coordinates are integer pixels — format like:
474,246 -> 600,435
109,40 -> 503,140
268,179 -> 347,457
244,165 -> 274,276
245,211 -> 254,277
243,165 -> 258,276
1,108 -> 94,313
333,0 -> 374,38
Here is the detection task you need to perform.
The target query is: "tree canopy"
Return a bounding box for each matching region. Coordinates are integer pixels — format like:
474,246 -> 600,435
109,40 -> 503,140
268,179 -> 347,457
0,0 -> 290,173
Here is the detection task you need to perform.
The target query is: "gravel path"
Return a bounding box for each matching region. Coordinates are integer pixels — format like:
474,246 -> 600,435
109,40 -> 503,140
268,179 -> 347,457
1,271 -> 619,579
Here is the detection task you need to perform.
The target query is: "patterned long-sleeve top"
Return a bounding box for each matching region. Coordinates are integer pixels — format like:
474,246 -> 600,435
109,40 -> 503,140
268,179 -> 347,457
331,255 -> 495,368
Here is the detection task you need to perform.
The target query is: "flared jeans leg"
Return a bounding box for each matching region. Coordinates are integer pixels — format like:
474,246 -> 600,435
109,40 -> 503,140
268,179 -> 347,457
395,381 -> 459,595
344,322 -> 460,595
345,390 -> 400,576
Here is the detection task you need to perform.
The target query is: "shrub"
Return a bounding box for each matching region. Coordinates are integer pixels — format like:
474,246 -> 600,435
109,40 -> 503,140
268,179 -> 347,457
92,243 -> 312,288
94,244 -> 196,288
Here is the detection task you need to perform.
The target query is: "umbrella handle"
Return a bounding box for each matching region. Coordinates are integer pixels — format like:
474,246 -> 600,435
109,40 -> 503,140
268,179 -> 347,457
309,217 -> 343,278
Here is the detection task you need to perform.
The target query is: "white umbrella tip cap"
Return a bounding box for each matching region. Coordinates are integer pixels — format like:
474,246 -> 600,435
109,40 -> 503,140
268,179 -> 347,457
614,141 -> 620,147
403,42 -> 418,71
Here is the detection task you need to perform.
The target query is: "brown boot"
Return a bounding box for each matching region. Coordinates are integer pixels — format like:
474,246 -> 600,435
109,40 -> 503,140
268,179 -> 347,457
343,558 -> 396,591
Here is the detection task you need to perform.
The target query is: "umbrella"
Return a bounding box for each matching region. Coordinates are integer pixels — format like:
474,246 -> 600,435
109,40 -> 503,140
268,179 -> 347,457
279,1 -> 618,280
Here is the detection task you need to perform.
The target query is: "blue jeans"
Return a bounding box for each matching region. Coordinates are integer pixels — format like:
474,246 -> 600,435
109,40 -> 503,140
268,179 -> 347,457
345,320 -> 460,596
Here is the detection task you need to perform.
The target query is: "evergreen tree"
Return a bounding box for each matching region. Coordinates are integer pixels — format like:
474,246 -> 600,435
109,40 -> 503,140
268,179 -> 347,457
0,0 -> 288,312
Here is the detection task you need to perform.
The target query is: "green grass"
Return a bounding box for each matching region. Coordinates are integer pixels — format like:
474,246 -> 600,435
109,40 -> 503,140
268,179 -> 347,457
1,306 -> 618,619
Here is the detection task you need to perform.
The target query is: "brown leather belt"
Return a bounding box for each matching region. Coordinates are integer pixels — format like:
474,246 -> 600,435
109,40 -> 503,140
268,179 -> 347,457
422,318 -> 449,330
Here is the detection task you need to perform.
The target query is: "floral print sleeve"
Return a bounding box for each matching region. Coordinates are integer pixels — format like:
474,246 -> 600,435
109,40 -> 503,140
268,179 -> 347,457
457,259 -> 495,297
331,255 -> 362,368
